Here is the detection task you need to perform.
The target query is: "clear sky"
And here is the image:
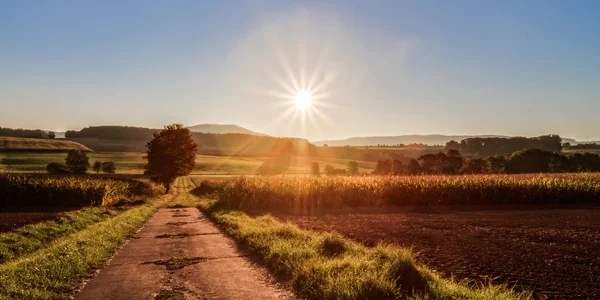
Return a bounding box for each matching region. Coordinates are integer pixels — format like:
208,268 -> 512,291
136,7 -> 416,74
1,0 -> 599,141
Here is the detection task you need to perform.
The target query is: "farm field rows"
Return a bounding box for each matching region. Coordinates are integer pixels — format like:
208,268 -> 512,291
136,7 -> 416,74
199,174 -> 600,299
0,151 -> 375,174
0,174 -> 161,299
278,206 -> 600,299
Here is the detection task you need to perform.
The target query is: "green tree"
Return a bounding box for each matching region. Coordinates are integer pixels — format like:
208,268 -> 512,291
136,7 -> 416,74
46,162 -> 70,174
93,161 -> 102,174
324,164 -> 335,176
407,159 -> 420,175
145,124 -> 197,193
311,162 -> 320,176
101,161 -> 117,174
346,161 -> 359,175
392,160 -> 405,175
65,150 -> 89,174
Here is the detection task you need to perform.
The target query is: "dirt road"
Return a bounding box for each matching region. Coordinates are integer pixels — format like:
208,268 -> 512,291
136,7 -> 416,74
76,177 -> 293,300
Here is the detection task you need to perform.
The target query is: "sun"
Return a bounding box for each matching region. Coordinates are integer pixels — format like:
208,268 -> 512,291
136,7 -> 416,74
294,90 -> 313,110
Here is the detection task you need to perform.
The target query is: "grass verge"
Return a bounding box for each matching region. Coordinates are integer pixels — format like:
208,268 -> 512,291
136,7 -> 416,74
0,207 -> 115,264
198,200 -> 531,300
0,201 -> 162,300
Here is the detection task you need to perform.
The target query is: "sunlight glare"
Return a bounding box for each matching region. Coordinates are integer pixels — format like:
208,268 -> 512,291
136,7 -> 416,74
294,90 -> 313,110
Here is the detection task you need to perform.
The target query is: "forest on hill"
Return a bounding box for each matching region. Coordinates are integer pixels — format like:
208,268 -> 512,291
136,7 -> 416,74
65,126 -> 317,156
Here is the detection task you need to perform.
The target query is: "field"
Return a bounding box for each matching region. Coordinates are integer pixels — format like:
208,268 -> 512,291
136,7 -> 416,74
280,206 -> 600,299
0,173 -> 161,299
213,174 -> 600,209
562,148 -> 600,155
0,151 -> 375,175
0,137 -> 89,152
196,174 -> 600,299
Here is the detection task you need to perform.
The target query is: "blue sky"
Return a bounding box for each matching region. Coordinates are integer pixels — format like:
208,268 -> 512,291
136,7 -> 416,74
1,0 -> 599,141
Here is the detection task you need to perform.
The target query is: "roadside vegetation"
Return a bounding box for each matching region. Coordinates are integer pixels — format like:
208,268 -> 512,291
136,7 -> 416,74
0,172 -> 163,299
197,199 -> 530,300
0,174 -> 152,207
0,207 -> 111,264
0,201 -> 162,299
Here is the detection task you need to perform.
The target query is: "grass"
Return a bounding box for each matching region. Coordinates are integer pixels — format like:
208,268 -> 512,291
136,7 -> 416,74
197,199 -> 530,300
0,200 -> 162,299
0,207 -> 116,264
0,137 -> 89,152
0,151 -> 376,175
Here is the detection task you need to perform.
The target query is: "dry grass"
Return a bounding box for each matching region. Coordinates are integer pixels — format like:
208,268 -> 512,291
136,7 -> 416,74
0,137 -> 89,152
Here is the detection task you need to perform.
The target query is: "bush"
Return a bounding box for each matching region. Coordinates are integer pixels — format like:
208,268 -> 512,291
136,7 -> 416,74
101,161 -> 117,174
46,163 -> 71,175
65,150 -> 89,174
93,161 -> 102,174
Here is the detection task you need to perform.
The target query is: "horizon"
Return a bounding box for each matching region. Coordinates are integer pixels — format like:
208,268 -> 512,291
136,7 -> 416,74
2,1 -> 599,140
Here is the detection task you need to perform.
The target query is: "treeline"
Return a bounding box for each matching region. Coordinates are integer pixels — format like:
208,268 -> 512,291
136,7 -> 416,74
445,135 -> 562,157
65,125 -> 317,156
0,127 -> 55,139
374,148 -> 600,175
317,145 -> 410,163
563,143 -> 600,150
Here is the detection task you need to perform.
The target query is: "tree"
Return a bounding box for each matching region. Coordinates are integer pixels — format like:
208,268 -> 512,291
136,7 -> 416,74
47,162 -> 71,174
65,150 -> 89,174
444,150 -> 464,174
486,155 -> 507,174
407,159 -> 421,175
347,161 -> 359,175
374,160 -> 392,175
48,132 -> 56,139
463,158 -> 486,174
392,160 -> 405,175
93,161 -> 102,174
311,162 -> 320,176
145,124 -> 197,193
101,161 -> 117,174
324,165 -> 335,176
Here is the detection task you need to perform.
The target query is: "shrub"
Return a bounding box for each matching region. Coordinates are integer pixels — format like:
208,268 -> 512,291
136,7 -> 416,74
46,163 -> 71,175
65,150 -> 89,174
93,161 -> 102,174
101,161 -> 117,174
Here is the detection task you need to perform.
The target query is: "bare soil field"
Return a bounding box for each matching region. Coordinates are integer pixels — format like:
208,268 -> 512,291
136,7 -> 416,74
0,209 -> 74,232
278,206 -> 600,299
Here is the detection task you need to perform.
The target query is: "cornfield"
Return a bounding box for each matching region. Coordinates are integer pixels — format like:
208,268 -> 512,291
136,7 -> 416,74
0,174 -> 152,207
213,173 -> 600,209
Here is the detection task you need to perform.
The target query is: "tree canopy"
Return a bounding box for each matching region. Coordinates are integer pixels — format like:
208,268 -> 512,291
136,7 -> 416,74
145,124 -> 197,192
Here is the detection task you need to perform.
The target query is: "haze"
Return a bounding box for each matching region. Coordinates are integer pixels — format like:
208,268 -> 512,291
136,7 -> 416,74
1,0 -> 599,141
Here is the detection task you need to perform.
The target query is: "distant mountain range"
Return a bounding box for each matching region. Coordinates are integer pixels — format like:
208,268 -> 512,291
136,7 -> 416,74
312,135 -> 595,147
186,124 -> 267,136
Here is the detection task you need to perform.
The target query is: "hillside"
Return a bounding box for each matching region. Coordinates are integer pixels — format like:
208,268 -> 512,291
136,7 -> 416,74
0,137 -> 90,152
313,135 -> 507,147
314,135 -> 596,147
65,125 -> 316,155
186,124 -> 267,136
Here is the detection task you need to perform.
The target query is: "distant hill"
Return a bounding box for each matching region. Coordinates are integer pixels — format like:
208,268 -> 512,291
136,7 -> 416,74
65,125 -> 315,155
0,137 -> 90,152
314,135 -> 598,147
186,124 -> 267,136
313,135 -> 507,147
